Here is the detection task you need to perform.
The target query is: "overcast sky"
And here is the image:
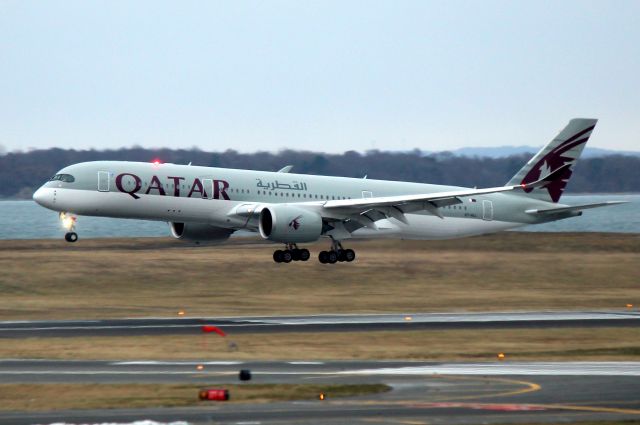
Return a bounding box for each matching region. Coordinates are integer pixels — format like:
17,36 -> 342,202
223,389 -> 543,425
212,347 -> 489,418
1,0 -> 639,154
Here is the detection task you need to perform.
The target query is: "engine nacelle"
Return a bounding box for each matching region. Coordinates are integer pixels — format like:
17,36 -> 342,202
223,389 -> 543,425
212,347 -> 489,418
259,205 -> 323,243
169,222 -> 234,244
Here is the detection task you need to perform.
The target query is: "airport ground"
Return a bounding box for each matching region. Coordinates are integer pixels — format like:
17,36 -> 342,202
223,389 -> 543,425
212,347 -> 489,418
1,232 -> 640,424
1,232 -> 639,320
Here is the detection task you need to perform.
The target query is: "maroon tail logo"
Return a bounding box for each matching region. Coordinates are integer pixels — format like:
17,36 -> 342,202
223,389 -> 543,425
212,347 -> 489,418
520,125 -> 594,202
288,215 -> 302,230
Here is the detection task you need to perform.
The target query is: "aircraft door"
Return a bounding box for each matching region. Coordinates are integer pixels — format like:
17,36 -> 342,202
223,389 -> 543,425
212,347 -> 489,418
482,200 -> 493,221
362,191 -> 373,199
97,171 -> 110,192
202,179 -> 214,199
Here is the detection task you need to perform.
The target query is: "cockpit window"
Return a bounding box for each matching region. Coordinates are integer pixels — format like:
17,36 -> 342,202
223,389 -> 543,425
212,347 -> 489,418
50,174 -> 75,183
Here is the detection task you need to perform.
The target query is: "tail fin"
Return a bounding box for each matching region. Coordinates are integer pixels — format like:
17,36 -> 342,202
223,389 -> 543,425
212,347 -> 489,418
506,118 -> 597,203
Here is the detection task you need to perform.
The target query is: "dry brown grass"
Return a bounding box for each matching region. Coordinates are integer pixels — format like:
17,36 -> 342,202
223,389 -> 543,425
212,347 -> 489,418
0,233 -> 638,320
0,383 -> 389,411
3,327 -> 640,361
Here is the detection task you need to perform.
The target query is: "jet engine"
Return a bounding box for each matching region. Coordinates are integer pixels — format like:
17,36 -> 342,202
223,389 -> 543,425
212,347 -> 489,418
259,205 -> 323,243
169,222 -> 234,244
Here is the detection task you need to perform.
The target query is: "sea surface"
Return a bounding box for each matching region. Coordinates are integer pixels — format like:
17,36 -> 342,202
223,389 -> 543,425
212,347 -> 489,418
0,194 -> 637,240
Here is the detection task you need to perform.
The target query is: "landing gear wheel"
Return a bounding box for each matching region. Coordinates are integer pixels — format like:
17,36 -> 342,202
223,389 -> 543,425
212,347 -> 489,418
64,232 -> 78,243
282,250 -> 293,263
291,249 -> 301,261
337,250 -> 347,262
344,249 -> 356,262
318,251 -> 329,264
273,250 -> 284,263
327,250 -> 338,264
300,249 -> 310,262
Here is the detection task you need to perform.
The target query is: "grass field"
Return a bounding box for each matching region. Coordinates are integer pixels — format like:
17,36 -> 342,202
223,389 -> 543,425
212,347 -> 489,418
0,232 -> 638,320
3,327 -> 640,361
0,383 -> 390,411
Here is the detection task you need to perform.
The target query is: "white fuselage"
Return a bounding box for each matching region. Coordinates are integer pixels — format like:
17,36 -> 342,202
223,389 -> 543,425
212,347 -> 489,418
33,161 -> 555,241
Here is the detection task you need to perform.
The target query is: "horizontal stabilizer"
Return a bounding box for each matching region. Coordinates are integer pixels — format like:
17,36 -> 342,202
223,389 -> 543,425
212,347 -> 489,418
525,201 -> 627,215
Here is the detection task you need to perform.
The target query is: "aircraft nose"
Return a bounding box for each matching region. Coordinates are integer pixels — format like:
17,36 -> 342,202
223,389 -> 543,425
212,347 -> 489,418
33,187 -> 52,208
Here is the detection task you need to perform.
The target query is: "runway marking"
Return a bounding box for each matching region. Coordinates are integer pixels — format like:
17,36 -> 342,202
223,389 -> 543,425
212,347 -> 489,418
420,402 -> 640,415
340,362 -> 640,376
364,420 -> 430,425
0,371 -> 239,375
534,403 -> 640,415
111,361 -> 242,365
413,402 -> 547,411
430,375 -> 541,401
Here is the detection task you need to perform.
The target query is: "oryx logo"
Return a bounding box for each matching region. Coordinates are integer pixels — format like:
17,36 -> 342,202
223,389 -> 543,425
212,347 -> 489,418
288,215 -> 302,230
520,124 -> 595,202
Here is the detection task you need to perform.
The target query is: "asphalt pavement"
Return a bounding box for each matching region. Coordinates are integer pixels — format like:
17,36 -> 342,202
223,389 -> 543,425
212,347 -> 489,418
1,359 -> 640,425
1,310 -> 639,338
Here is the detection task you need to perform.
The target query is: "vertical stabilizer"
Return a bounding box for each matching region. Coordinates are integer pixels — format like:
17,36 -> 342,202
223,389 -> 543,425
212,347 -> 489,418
506,118 -> 597,203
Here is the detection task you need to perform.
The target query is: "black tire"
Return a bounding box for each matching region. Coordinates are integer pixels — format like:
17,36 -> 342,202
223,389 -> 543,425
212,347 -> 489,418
282,250 -> 293,263
64,232 -> 78,243
300,249 -> 311,261
273,250 -> 283,263
337,250 -> 347,262
318,251 -> 328,264
239,369 -> 252,381
327,250 -> 338,264
291,249 -> 301,261
345,249 -> 356,262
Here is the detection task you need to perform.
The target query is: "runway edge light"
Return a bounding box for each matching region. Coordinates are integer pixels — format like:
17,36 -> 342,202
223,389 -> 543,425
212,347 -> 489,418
319,393 -> 326,401
497,353 -> 506,360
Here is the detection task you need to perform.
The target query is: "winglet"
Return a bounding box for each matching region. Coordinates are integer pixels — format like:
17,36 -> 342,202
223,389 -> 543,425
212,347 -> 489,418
277,165 -> 293,173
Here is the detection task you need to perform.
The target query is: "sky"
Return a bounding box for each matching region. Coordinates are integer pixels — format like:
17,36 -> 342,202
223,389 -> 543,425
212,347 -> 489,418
1,0 -> 639,154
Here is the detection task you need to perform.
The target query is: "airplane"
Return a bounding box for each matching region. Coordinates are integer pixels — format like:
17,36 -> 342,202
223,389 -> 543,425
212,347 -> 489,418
33,118 -> 626,264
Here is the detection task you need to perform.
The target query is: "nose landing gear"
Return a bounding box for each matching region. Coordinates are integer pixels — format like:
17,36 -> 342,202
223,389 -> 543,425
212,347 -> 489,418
273,243 -> 311,263
60,212 -> 78,243
318,239 -> 356,264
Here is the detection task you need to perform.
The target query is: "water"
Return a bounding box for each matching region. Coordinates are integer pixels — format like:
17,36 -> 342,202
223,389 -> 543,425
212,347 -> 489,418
0,194 -> 638,240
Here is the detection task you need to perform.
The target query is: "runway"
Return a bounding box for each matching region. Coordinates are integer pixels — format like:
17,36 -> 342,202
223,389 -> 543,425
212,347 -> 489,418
2,359 -> 640,425
2,310 -> 639,338
3,311 -> 640,424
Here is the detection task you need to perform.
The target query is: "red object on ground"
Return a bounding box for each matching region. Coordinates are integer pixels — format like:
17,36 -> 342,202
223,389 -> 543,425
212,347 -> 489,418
199,388 -> 230,401
201,325 -> 226,337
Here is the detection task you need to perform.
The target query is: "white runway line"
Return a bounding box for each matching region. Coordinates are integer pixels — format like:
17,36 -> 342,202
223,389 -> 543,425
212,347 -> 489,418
342,362 -> 640,376
39,421 -> 189,425
111,361 -> 242,366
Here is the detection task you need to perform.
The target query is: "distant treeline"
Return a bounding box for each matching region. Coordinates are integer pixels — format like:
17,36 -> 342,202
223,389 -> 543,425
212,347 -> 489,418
1,147 -> 638,198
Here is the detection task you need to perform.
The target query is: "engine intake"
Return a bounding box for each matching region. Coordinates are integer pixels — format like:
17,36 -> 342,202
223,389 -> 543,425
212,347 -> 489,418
170,222 -> 234,244
259,205 -> 322,243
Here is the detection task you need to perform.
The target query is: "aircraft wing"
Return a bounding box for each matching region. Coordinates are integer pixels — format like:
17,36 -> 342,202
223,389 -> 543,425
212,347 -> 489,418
525,201 -> 628,215
229,164 -> 572,232
321,165 -> 570,227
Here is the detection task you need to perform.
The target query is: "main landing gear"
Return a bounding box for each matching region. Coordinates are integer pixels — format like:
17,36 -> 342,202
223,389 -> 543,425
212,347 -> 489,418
273,243 -> 311,263
60,212 -> 78,243
318,239 -> 356,264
